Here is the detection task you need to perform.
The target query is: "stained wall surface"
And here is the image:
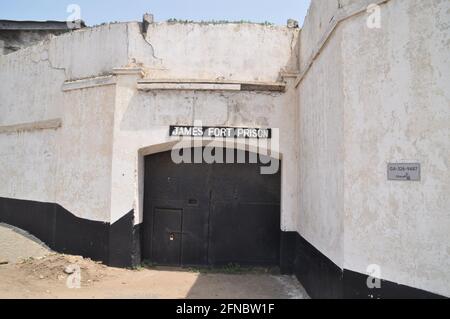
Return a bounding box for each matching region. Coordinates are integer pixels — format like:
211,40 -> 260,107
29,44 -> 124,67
297,0 -> 450,297
0,22 -> 300,229
0,0 -> 449,297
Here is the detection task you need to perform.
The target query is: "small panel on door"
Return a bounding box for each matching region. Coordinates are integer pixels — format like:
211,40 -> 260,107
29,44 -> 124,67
151,208 -> 183,266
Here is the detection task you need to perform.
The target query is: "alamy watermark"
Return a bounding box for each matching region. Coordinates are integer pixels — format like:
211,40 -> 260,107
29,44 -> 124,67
366,264 -> 382,290
66,4 -> 82,29
366,4 -> 382,29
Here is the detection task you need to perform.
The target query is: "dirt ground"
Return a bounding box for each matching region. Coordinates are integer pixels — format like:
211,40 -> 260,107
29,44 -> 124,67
0,223 -> 309,299
0,223 -> 51,263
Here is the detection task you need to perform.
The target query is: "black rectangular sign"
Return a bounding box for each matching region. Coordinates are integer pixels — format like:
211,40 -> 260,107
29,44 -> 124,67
170,126 -> 272,139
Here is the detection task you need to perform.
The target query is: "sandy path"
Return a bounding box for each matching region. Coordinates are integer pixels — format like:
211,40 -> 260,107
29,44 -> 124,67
0,223 -> 51,263
0,223 -> 309,299
0,256 -> 308,299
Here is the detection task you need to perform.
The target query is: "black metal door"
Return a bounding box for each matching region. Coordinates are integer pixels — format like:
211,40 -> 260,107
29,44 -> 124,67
143,148 -> 281,267
143,149 -> 211,266
208,152 -> 281,266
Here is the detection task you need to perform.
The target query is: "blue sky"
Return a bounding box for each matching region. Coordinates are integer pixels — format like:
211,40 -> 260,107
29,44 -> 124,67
0,0 -> 311,26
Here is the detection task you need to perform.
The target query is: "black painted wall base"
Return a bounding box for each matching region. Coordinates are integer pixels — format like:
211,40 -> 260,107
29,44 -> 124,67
279,231 -> 297,275
283,232 -> 446,299
108,211 -> 142,268
0,197 -> 140,268
0,197 -> 446,298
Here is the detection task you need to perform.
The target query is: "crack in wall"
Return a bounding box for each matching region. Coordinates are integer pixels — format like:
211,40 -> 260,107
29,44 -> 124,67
139,22 -> 163,63
29,40 -> 69,79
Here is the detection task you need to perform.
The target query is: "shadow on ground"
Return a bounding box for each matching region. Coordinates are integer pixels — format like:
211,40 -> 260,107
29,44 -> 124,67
143,264 -> 309,299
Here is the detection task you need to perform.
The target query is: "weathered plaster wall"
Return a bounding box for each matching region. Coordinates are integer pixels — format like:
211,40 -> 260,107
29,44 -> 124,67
0,23 -> 130,126
47,23 -> 129,80
3,1 -> 446,295
297,0 -> 345,268
0,42 -> 64,206
0,87 -> 115,223
0,24 -> 125,222
341,0 -> 450,297
297,28 -> 345,268
109,73 -> 300,228
1,21 -> 300,229
298,0 -> 450,296
299,0 -> 340,69
108,22 -> 300,226
54,86 -> 116,221
0,43 -> 65,125
0,130 -> 59,203
127,22 -> 299,82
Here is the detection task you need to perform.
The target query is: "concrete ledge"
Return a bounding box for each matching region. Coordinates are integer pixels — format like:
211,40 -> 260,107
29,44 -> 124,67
62,75 -> 116,91
138,82 -> 241,91
137,79 -> 285,92
113,67 -> 145,77
0,118 -> 62,134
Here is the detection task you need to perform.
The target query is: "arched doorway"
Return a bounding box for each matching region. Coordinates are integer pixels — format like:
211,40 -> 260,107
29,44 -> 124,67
142,147 -> 281,267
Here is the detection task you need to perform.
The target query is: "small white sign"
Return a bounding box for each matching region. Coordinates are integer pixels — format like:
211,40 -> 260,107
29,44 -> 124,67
388,163 -> 421,181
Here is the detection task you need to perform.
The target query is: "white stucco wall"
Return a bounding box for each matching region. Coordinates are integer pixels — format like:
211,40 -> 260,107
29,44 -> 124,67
0,129 -> 59,203
0,24 -> 126,222
54,86 -> 115,221
341,0 -> 450,297
1,0 -> 448,296
298,0 -> 450,296
0,21 -> 300,229
0,43 -> 65,126
108,22 -> 300,226
299,0 -> 340,69
109,73 -> 299,228
128,22 -> 299,81
47,23 -> 129,80
297,27 -> 345,268
0,41 -> 64,206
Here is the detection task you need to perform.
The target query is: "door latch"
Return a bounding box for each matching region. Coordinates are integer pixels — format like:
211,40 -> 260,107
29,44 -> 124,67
169,231 -> 184,241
